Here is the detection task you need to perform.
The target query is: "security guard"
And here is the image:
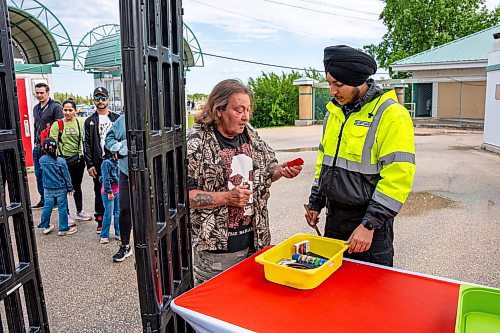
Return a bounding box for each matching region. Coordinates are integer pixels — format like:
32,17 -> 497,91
306,45 -> 415,267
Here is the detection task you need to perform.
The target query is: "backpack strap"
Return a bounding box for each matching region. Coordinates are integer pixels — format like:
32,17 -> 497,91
76,119 -> 81,154
56,119 -> 82,157
57,119 -> 64,156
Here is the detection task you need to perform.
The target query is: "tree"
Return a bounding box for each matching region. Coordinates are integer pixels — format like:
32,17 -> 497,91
364,0 -> 500,78
54,92 -> 92,105
247,69 -> 328,127
188,93 -> 208,102
247,71 -> 304,128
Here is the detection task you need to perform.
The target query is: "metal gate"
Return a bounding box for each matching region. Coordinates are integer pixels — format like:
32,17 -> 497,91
413,83 -> 433,117
119,0 -> 193,332
314,87 -> 331,121
0,0 -> 49,331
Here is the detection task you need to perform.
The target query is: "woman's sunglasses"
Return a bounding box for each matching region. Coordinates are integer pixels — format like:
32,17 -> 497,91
94,96 -> 108,102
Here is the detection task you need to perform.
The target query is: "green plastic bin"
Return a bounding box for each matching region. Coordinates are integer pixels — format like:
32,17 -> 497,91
455,284 -> 500,333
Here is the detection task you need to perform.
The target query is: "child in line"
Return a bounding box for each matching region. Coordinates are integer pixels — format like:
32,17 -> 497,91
37,138 -> 77,236
99,154 -> 120,244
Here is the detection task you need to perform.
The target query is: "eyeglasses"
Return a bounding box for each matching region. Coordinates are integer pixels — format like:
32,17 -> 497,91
94,96 -> 108,102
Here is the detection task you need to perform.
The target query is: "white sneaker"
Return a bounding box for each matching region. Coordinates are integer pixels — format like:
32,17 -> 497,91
68,216 -> 76,227
58,226 -> 77,236
42,225 -> 54,235
75,210 -> 92,221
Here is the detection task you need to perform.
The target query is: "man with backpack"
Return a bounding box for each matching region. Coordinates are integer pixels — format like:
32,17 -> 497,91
84,87 -> 120,232
32,82 -> 63,209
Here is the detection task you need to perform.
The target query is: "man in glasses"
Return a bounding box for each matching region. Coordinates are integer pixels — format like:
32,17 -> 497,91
83,87 -> 120,232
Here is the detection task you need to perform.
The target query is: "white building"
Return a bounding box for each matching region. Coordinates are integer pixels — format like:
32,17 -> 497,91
483,32 -> 500,153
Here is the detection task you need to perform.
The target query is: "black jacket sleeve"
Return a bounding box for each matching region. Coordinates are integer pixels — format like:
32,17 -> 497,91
53,103 -> 63,119
362,199 -> 397,229
83,118 -> 93,169
308,184 -> 326,212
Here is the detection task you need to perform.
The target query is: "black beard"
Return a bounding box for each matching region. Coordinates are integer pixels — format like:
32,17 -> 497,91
350,87 -> 361,104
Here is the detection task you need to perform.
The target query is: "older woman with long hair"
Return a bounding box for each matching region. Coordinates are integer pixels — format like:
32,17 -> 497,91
187,79 -> 302,285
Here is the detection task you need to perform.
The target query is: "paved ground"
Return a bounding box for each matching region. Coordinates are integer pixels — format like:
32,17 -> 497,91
20,125 -> 500,332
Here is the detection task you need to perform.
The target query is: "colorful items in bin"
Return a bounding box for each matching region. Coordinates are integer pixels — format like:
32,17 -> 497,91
276,258 -> 311,270
293,240 -> 309,255
292,254 -> 327,268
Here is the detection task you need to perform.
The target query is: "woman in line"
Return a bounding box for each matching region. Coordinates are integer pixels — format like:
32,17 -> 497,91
187,79 -> 303,285
50,99 -> 92,225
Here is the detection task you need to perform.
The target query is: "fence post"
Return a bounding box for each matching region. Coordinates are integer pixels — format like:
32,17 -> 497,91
293,77 -> 317,126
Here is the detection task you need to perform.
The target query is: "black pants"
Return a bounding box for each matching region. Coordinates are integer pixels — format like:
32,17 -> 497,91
324,202 -> 394,267
67,157 -> 85,213
92,166 -> 104,219
118,172 -> 132,246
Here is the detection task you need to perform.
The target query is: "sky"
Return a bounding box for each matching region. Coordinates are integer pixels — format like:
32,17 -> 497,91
21,0 -> 499,96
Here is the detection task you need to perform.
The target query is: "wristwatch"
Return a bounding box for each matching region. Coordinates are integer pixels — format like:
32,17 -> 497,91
362,220 -> 375,231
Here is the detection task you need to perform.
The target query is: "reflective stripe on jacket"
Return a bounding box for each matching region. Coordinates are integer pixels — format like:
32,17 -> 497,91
314,89 -> 415,215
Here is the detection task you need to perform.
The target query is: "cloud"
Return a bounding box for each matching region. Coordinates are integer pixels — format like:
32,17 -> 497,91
24,0 -> 500,96
184,0 -> 386,45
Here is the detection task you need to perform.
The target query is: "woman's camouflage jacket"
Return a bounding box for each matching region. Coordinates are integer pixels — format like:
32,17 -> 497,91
187,122 -> 278,252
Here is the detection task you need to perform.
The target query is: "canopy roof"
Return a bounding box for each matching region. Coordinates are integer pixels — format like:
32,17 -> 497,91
83,23 -> 204,74
9,7 -> 60,64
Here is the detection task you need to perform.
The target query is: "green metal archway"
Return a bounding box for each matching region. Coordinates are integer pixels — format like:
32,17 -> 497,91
183,23 -> 204,68
73,24 -> 121,71
74,23 -> 204,73
8,0 -> 74,64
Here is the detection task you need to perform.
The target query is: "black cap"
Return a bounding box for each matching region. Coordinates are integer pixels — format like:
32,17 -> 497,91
93,87 -> 109,97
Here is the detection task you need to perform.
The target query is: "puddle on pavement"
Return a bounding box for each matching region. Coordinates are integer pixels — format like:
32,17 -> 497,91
275,147 -> 318,153
448,146 -> 479,151
399,191 -> 459,216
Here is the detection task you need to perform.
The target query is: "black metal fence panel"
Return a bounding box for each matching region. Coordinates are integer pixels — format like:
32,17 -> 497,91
119,0 -> 193,331
0,0 -> 49,331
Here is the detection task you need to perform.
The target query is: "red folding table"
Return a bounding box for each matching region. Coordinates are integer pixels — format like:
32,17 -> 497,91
172,247 -> 463,332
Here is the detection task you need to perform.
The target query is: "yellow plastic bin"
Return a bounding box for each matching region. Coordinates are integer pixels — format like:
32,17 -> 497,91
255,233 -> 348,290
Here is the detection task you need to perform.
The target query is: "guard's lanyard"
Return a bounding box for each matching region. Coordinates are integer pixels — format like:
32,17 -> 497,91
38,101 -> 50,117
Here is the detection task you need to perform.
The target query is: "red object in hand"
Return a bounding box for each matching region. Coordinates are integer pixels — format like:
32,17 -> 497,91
286,158 -> 304,167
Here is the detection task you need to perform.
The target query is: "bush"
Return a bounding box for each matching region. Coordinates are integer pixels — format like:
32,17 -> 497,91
248,70 -> 327,127
248,72 -> 302,128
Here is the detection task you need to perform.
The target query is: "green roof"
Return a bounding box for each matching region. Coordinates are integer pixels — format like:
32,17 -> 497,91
84,34 -> 121,71
15,63 -> 53,74
9,7 -> 60,64
83,31 -> 201,73
392,24 -> 500,67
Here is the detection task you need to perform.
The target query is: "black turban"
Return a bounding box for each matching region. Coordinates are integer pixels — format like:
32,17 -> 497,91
323,45 -> 377,87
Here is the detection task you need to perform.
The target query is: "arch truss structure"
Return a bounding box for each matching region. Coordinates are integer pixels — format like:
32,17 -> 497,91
73,24 -> 121,71
74,23 -> 204,74
8,0 -> 74,64
183,23 -> 204,68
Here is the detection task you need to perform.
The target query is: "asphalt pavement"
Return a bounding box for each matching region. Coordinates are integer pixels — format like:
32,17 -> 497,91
24,125 -> 500,332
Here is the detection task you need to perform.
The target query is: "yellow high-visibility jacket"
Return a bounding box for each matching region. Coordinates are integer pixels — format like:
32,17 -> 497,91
309,89 -> 415,228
